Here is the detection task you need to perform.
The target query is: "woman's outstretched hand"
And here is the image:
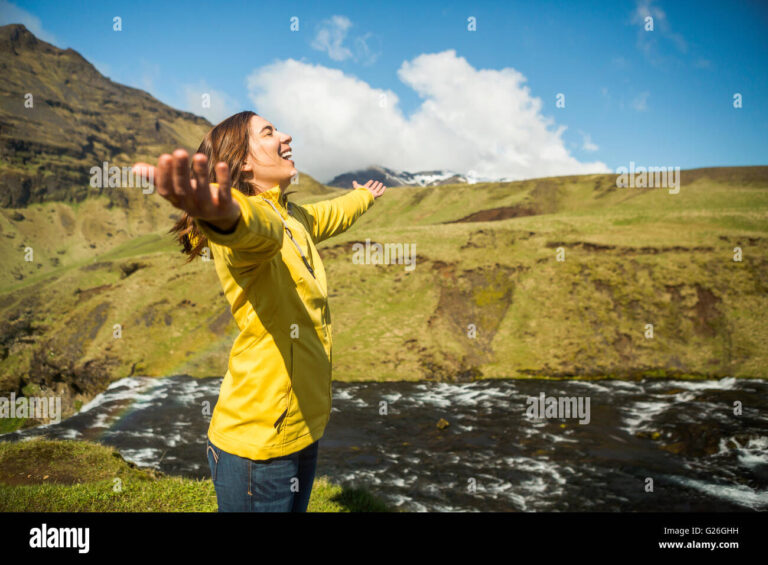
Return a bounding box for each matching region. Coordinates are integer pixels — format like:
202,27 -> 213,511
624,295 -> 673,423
352,179 -> 386,198
132,149 -> 241,232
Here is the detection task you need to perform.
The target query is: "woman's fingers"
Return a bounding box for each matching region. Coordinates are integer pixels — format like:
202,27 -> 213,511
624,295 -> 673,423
156,154 -> 178,205
352,179 -> 386,197
360,179 -> 386,197
144,151 -> 237,220
191,154 -> 209,209
171,149 -> 191,207
214,162 -> 232,208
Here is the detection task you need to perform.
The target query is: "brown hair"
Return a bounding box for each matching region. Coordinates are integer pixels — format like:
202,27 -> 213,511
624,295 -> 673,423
169,110 -> 259,262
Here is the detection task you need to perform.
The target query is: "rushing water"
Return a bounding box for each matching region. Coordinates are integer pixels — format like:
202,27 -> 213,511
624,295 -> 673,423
2,376 -> 766,512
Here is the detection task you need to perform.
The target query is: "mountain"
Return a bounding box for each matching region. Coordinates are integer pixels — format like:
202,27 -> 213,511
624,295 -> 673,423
1,26 -> 766,434
0,23 -> 333,209
0,23 -> 214,208
327,165 -> 469,188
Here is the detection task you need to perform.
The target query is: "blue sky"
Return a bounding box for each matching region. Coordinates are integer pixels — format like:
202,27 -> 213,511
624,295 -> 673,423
3,0 -> 767,183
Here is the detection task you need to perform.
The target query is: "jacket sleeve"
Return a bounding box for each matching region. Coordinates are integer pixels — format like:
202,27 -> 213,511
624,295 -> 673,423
297,186 -> 375,244
193,185 -> 284,269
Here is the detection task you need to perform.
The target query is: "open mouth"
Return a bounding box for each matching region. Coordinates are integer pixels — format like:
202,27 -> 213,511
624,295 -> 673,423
279,148 -> 293,163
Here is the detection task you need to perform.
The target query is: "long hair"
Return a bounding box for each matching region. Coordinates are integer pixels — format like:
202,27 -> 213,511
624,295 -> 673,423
169,110 -> 258,262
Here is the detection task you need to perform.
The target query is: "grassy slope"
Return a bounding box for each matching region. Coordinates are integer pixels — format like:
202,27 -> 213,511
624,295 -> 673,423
0,438 -> 393,512
1,167 -> 766,427
320,168 -> 768,381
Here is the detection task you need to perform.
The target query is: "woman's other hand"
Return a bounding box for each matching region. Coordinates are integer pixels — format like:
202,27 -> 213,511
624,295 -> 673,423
352,179 -> 386,198
133,150 -> 241,231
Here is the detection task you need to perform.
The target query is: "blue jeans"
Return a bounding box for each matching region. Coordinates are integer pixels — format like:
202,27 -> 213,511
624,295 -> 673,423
206,437 -> 319,512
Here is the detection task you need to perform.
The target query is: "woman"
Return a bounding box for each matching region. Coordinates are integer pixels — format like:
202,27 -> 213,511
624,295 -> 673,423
133,111 -> 385,511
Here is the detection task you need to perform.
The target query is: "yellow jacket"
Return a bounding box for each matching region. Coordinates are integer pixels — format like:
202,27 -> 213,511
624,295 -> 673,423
192,183 -> 375,460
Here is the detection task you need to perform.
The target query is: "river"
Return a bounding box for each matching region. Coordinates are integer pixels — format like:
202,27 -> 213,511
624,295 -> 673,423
2,376 -> 766,511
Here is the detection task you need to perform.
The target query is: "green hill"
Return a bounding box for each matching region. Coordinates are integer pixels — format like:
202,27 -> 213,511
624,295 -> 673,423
1,166 -> 766,431
0,23 -> 214,208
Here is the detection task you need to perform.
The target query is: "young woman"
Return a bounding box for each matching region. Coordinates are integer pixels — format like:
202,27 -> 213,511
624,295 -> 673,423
133,111 -> 385,511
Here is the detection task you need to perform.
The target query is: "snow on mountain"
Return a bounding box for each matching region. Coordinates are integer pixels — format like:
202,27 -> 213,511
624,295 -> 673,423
327,166 -> 473,188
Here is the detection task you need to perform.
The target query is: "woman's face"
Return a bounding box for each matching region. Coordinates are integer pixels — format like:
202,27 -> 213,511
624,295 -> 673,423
241,114 -> 297,191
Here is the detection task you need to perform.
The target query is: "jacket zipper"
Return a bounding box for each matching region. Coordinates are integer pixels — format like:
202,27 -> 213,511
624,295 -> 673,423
263,198 -> 330,344
262,199 -> 316,279
264,197 -> 333,429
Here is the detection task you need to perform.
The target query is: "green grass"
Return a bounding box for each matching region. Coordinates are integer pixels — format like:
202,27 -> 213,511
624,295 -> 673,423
0,438 -> 394,512
0,418 -> 27,434
1,166 -> 766,421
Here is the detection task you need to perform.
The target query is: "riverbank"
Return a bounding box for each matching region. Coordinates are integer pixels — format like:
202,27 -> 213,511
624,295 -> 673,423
0,437 -> 394,512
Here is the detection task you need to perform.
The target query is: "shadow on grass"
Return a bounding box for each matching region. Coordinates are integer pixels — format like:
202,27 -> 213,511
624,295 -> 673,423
327,484 -> 395,512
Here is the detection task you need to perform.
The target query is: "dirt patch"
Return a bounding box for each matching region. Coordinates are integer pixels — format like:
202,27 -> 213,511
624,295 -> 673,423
612,332 -> 634,363
208,306 -> 232,334
692,284 -> 724,338
406,260 -> 529,381
58,207 -> 76,235
461,229 -> 495,249
0,443 -> 156,486
0,303 -> 37,364
547,241 -> 617,252
680,166 -> 768,187
446,204 -> 538,223
0,449 -> 89,486
139,299 -> 169,327
664,283 -> 725,339
546,241 -> 715,254
119,261 -> 147,278
74,283 -> 114,302
317,240 -> 369,261
445,179 -> 563,224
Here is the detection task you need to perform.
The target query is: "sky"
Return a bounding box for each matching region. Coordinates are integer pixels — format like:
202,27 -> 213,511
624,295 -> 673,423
2,0 -> 767,184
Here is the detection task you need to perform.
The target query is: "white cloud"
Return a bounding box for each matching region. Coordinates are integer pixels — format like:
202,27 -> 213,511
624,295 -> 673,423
632,91 -> 650,111
0,0 -> 58,44
580,132 -> 599,152
310,15 -> 382,65
353,32 -> 381,66
311,15 -> 354,61
246,50 -> 608,183
182,81 -> 241,125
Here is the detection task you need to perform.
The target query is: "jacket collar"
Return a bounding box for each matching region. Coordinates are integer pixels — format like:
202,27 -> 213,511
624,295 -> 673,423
257,184 -> 289,218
